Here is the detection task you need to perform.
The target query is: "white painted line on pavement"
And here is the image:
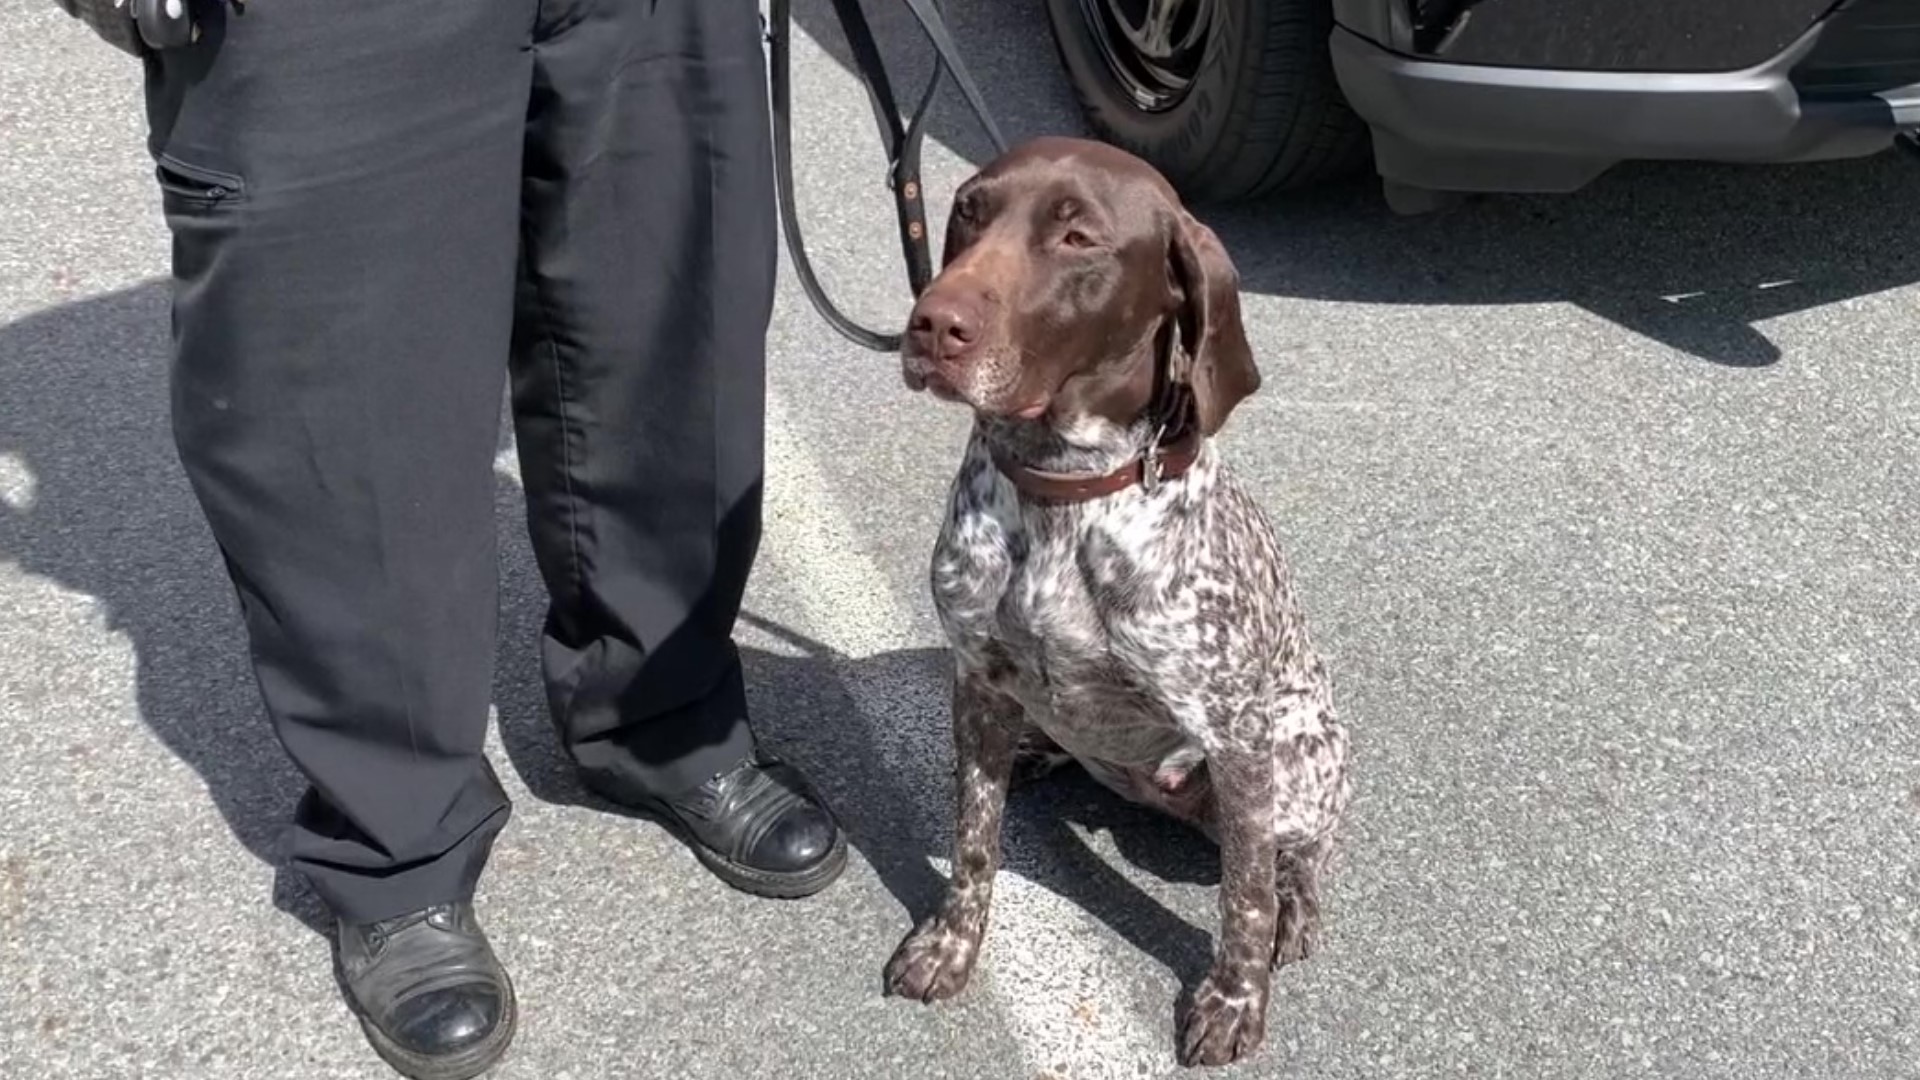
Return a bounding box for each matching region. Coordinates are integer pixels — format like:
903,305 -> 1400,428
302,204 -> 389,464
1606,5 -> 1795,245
0,452 -> 37,510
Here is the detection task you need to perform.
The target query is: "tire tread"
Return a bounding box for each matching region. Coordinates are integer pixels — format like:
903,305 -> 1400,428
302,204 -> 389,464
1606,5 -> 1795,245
1049,0 -> 1372,203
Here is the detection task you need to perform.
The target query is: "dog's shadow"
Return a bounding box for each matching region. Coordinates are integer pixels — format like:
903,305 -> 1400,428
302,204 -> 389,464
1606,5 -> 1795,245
746,626 -> 1225,991
491,579 -> 1224,989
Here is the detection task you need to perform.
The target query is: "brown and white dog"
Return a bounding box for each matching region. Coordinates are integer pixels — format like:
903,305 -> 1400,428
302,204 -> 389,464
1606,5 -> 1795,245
884,136 -> 1352,1068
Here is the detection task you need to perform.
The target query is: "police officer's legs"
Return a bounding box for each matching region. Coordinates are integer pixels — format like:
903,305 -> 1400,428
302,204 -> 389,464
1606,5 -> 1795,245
147,0 -> 843,1073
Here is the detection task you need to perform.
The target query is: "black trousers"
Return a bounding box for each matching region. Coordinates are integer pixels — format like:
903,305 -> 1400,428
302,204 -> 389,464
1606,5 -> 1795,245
142,0 -> 774,923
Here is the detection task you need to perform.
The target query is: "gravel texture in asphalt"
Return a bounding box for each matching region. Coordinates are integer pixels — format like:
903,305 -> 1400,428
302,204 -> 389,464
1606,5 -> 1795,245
5,2 -> 1919,1078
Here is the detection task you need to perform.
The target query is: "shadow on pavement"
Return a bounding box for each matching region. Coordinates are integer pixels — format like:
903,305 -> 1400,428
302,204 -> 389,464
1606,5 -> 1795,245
0,282 -> 1222,985
788,0 -> 1920,368
732,621 -> 1223,989
0,281 -> 328,935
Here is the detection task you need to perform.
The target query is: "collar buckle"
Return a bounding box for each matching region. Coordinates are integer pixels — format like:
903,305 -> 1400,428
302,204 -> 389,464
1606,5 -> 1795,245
1140,420 -> 1170,493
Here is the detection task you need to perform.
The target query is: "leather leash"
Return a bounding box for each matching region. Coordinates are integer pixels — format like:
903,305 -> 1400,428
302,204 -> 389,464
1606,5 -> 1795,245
767,0 -> 1009,353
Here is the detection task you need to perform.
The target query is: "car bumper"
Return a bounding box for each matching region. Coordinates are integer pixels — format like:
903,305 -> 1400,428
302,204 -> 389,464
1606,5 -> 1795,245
1330,2 -> 1920,195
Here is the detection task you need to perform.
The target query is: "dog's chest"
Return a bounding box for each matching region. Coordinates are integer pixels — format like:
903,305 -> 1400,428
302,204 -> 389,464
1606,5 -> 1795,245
931,458 -> 1200,765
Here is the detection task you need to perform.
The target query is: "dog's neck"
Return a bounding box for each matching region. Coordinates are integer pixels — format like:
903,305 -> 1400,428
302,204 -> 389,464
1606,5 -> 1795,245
975,406 -> 1209,509
976,410 -> 1159,478
975,326 -> 1205,501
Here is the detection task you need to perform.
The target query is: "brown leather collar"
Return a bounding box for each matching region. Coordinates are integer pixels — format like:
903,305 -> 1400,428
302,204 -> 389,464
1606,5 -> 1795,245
992,427 -> 1203,504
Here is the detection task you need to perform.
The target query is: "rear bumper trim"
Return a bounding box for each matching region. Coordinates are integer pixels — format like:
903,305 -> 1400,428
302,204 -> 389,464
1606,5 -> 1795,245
1329,19 -> 1920,193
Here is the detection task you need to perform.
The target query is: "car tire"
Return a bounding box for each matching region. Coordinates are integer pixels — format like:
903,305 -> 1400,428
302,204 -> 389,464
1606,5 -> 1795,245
1044,0 -> 1371,203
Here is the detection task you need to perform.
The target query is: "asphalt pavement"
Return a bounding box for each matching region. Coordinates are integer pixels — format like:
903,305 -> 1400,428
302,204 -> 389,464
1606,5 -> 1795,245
5,2 -> 1920,1079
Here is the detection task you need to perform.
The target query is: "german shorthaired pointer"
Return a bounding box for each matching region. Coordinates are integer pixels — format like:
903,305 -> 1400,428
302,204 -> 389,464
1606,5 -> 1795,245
883,136 -> 1352,1068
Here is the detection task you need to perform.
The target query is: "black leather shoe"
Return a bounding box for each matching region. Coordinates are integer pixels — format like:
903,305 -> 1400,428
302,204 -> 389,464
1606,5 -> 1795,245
590,753 -> 848,898
335,902 -> 516,1080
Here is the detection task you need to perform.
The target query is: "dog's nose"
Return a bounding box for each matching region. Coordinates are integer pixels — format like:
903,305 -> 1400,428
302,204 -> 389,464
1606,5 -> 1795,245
907,295 -> 980,358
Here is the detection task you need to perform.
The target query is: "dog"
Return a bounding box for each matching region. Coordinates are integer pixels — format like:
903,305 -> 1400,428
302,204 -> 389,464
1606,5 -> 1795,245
882,136 -> 1352,1068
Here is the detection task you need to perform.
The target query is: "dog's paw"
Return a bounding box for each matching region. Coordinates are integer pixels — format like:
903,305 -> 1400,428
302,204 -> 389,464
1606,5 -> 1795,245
1271,903 -> 1320,968
1177,974 -> 1269,1067
883,917 -> 980,1003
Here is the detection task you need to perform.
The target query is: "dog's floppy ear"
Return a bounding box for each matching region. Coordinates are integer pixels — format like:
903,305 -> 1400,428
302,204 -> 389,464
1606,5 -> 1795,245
1168,209 -> 1259,436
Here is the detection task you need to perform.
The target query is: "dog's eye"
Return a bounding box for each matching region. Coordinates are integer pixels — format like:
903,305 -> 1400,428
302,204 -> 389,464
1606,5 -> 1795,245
954,196 -> 981,225
1061,229 -> 1098,250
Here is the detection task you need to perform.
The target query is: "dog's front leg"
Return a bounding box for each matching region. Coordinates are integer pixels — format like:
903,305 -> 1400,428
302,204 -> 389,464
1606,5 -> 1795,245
884,673 -> 1019,1002
1178,728 -> 1279,1067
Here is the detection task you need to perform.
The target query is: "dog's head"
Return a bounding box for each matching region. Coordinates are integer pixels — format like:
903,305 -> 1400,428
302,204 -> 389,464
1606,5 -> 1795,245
900,136 -> 1258,439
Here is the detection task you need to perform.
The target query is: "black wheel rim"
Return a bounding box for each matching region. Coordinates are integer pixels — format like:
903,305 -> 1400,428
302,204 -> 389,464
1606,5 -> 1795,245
1075,0 -> 1216,113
